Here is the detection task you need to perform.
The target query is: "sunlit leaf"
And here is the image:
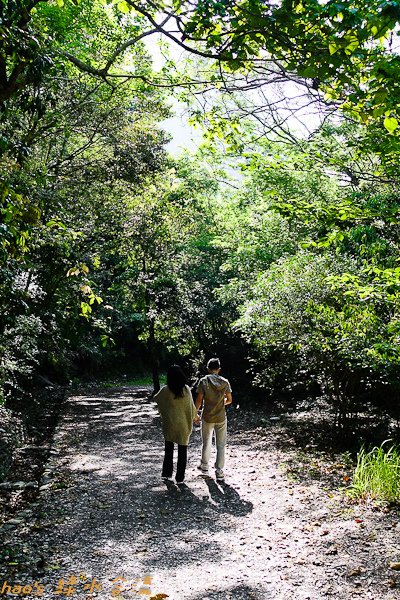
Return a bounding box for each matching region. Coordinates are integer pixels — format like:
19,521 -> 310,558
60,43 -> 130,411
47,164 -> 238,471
383,116 -> 398,133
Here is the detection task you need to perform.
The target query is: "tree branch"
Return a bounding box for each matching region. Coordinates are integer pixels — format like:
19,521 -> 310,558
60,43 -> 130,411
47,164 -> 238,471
125,1 -> 230,61
0,61 -> 27,103
103,20 -> 170,73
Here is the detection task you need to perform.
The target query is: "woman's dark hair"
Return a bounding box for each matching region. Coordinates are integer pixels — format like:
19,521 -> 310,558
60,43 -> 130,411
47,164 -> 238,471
167,365 -> 187,398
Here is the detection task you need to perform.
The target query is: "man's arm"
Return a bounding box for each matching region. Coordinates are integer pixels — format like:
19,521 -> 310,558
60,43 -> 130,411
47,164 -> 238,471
195,391 -> 203,411
224,392 -> 233,406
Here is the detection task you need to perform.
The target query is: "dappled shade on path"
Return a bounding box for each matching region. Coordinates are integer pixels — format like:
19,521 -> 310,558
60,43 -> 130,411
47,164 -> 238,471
2,387 -> 400,599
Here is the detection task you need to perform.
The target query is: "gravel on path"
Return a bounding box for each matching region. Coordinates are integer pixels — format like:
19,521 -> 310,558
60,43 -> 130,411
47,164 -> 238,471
1,386 -> 400,600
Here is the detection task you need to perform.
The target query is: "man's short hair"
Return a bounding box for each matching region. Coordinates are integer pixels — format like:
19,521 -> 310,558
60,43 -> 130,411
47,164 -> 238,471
207,358 -> 221,371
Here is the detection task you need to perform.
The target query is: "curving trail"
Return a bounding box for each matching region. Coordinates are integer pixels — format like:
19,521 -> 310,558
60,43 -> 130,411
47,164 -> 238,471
2,387 -> 400,599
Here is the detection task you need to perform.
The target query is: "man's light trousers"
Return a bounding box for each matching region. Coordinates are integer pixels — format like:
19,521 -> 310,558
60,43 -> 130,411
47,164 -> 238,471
200,417 -> 227,471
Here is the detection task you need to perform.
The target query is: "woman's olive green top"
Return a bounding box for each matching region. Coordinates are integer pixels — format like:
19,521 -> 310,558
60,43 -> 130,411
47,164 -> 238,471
154,384 -> 197,446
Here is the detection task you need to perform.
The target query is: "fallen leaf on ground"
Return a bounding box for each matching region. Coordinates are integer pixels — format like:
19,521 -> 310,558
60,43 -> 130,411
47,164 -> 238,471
348,567 -> 362,577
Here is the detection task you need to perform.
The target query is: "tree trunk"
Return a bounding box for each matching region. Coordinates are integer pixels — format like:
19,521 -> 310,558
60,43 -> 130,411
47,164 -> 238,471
148,319 -> 160,394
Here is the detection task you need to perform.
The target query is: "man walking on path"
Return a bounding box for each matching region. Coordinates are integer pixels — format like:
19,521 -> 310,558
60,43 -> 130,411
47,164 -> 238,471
194,357 -> 233,481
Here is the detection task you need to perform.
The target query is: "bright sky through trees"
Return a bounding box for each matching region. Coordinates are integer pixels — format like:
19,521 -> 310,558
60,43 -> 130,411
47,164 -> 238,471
144,36 -> 201,155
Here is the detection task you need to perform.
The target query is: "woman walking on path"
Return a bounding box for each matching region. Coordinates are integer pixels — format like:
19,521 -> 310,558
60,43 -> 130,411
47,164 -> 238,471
154,365 -> 198,484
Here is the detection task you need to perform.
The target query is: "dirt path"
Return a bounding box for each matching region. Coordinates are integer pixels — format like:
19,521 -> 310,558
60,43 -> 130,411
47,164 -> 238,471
1,386 -> 400,599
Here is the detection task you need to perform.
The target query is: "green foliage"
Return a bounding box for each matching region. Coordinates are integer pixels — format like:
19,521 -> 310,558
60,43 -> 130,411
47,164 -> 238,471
234,251 -> 376,392
0,315 -> 43,402
169,0 -> 400,124
348,442 -> 400,504
206,119 -> 400,428
0,177 -> 41,261
0,0 -> 151,106
110,157 -> 223,359
101,373 -> 167,388
2,0 -> 400,447
0,0 -> 173,398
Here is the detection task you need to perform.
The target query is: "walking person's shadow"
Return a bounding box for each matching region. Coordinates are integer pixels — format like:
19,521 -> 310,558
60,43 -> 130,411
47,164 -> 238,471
161,477 -> 252,516
204,478 -> 253,515
161,479 -> 204,502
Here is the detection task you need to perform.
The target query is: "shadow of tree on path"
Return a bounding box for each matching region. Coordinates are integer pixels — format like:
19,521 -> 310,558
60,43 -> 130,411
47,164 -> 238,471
22,387 -> 255,593
10,386 -> 397,600
187,583 -> 272,599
